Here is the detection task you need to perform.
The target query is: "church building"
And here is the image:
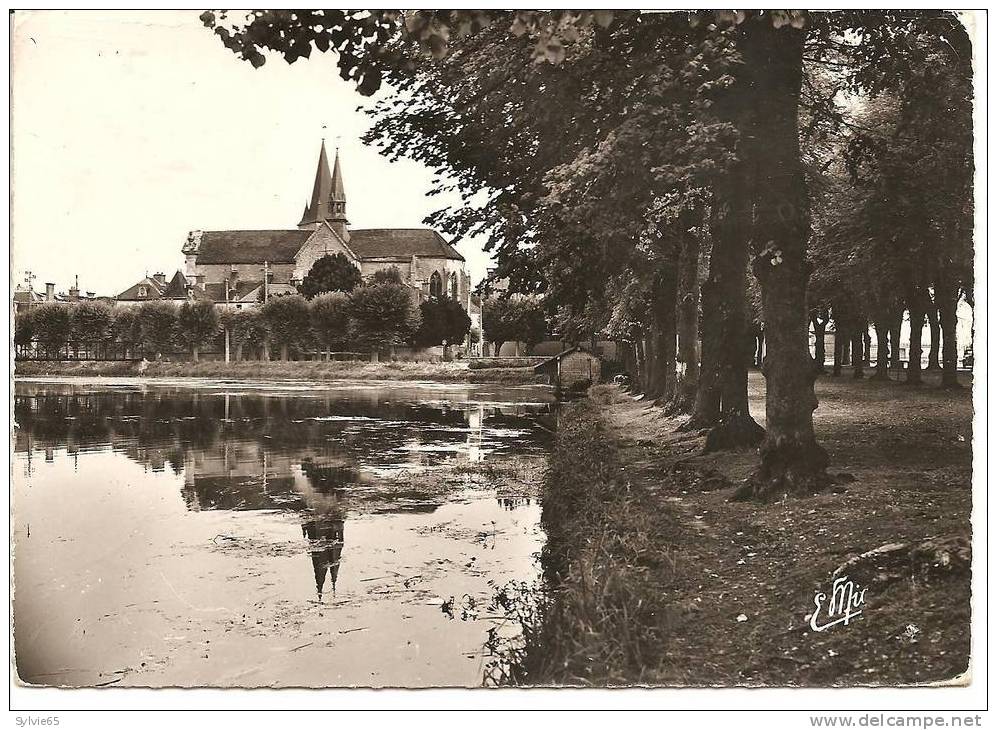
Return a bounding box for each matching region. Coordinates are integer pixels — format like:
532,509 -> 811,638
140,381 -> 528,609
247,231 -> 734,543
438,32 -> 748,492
180,141 -> 471,310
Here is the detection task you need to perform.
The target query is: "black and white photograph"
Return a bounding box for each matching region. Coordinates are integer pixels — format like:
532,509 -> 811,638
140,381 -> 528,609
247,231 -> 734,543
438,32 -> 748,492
7,7 -> 986,721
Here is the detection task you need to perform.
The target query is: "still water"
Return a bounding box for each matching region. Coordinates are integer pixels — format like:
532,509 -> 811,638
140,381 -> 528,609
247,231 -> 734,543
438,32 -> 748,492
12,378 -> 555,687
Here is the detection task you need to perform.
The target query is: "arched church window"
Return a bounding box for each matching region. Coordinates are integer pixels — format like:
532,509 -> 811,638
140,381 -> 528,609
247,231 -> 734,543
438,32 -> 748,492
138,286 -> 147,297
429,271 -> 443,298
450,272 -> 459,299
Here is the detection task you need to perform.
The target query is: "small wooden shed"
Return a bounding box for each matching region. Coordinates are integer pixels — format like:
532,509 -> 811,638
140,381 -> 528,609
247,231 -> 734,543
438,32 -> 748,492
533,346 -> 601,393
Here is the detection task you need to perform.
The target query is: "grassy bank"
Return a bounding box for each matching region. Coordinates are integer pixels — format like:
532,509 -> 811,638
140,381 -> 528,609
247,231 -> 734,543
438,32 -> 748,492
14,359 -> 542,385
493,373 -> 972,686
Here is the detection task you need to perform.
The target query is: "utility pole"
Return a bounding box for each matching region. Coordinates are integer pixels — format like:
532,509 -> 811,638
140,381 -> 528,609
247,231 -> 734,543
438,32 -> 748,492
262,261 -> 270,303
24,271 -> 35,291
224,279 -> 231,363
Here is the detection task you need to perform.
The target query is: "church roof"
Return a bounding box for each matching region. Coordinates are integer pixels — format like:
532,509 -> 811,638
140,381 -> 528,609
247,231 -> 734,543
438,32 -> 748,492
196,230 -> 313,264
348,229 -> 464,261
193,227 -> 463,264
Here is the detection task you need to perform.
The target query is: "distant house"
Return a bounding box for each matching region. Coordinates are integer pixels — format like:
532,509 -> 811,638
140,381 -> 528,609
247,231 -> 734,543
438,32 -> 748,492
534,346 -> 601,393
116,271 -> 190,305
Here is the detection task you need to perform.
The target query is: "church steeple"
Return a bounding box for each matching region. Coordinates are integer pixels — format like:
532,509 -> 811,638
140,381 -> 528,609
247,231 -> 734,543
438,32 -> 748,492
297,140 -> 349,239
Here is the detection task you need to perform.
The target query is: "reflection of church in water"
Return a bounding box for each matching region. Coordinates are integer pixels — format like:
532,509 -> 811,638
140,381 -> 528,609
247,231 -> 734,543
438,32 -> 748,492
14,386 -> 552,600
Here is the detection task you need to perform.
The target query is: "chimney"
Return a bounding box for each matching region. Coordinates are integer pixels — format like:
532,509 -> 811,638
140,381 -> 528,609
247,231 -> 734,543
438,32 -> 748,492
45,283 -> 55,301
153,272 -> 167,285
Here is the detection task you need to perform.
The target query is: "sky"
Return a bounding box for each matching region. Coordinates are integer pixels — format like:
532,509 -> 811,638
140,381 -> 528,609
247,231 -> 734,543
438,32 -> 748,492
10,10 -> 493,298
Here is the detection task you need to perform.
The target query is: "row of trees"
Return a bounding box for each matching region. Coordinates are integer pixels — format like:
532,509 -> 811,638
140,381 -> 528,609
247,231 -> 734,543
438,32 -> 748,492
203,11 -> 973,500
480,297 -> 548,356
15,280 -> 472,362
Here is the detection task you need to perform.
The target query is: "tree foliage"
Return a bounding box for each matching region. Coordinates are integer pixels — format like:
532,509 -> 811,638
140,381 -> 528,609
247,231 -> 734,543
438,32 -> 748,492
136,302 -> 179,358
31,304 -> 72,355
70,301 -> 113,345
310,292 -> 352,351
261,294 -> 312,348
348,283 -> 421,351
415,297 -> 471,348
299,253 -> 363,298
177,301 -> 220,351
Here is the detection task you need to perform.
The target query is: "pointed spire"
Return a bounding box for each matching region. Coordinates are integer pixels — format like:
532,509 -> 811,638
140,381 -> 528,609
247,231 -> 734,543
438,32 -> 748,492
298,140 -> 348,229
331,147 -> 346,202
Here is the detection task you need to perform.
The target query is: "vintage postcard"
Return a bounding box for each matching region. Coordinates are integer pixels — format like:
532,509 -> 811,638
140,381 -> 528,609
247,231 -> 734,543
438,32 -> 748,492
8,8 -> 985,720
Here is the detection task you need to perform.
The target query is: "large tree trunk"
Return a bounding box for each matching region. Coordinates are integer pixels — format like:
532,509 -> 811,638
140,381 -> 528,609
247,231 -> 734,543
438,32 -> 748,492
682,277 -> 721,429
735,17 -> 829,500
811,313 -> 826,373
635,336 -> 647,394
832,327 -> 843,376
670,223 -> 701,413
192,345 -> 199,363
889,307 -> 904,371
851,329 -> 865,379
280,343 -> 289,362
926,298 -> 941,370
871,316 -> 890,381
935,273 -> 962,389
906,287 -> 926,385
703,154 -> 763,452
655,257 -> 679,405
236,343 -> 244,362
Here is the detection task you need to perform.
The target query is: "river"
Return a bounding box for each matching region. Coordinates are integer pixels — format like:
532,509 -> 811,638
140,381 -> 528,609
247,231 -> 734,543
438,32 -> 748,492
12,378 -> 555,688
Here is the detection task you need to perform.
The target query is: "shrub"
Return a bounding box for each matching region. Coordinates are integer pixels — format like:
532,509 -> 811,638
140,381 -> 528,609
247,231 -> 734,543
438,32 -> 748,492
369,266 -> 404,285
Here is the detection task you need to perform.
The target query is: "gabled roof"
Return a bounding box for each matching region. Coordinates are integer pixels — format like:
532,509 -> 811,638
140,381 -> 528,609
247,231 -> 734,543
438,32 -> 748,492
161,271 -> 190,299
117,277 -> 164,301
13,289 -> 43,304
533,345 -> 599,373
195,230 -> 313,264
348,229 -> 464,261
200,280 -> 266,303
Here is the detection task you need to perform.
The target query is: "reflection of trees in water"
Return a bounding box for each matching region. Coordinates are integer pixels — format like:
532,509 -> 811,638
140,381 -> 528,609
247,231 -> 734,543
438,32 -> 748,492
16,384 -> 555,602
15,385 -> 554,501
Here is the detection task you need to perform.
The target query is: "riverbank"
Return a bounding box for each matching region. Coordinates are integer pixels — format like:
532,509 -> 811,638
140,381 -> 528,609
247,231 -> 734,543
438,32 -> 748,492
14,359 -> 541,385
495,372 -> 972,686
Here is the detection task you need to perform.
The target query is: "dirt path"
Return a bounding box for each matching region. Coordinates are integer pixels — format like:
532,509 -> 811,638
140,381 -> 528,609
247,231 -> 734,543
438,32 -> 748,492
591,370 -> 972,686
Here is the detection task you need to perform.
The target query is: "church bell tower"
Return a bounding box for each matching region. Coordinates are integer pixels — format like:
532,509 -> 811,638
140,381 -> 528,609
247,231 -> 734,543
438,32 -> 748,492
297,140 -> 349,241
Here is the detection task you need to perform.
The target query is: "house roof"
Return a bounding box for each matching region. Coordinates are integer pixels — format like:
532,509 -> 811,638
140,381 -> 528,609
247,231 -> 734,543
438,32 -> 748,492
200,280 -> 266,303
13,289 -> 43,304
533,346 -> 599,373
195,230 -> 313,264
117,277 -> 165,301
348,229 -> 464,261
161,271 -> 190,299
